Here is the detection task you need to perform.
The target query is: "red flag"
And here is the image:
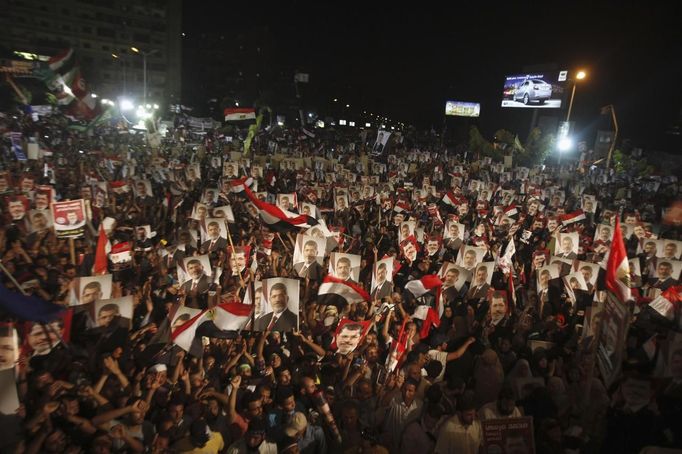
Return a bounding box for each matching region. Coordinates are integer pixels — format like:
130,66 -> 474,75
92,224 -> 110,275
413,305 -> 441,338
605,218 -> 632,303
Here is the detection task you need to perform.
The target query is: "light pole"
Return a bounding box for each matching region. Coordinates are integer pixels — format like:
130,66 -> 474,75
565,70 -> 586,122
130,47 -> 159,105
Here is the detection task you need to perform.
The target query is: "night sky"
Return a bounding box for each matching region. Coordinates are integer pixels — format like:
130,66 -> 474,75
184,3 -> 681,150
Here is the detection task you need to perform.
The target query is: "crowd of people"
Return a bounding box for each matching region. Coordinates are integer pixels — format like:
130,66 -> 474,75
0,107 -> 681,454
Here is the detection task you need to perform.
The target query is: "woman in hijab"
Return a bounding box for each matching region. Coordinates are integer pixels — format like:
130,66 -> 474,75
473,348 -> 504,408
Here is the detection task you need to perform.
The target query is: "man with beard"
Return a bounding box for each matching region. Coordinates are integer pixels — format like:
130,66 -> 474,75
371,262 -> 393,301
254,283 -> 298,332
201,221 -> 228,253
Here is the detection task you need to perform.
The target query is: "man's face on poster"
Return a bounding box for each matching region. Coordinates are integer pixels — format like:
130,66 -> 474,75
81,187 -> 92,200
427,240 -> 439,256
0,334 -> 17,369
32,212 -> 48,231
547,219 -> 558,232
464,251 -> 477,268
136,182 -> 147,196
404,243 -> 417,261
376,265 -> 387,282
336,197 -> 346,210
226,165 -> 235,176
600,227 -> 611,242
82,284 -> 103,305
561,237 -> 573,254
207,223 -> 220,240
21,178 -> 34,193
625,215 -> 637,226
187,261 -> 204,280
251,167 -> 260,178
303,242 -> 318,264
581,267 -> 593,284
136,227 -> 147,241
444,268 -> 459,286
97,307 -> 119,328
448,223 -> 459,239
337,325 -> 362,355
644,241 -> 657,256
231,252 -> 246,272
67,211 -> 79,225
490,296 -> 507,321
35,192 -> 49,210
28,322 -> 61,355
269,286 -> 288,313
665,243 -> 678,258
336,259 -> 352,280
657,262 -> 673,279
8,201 -> 25,220
539,270 -> 550,288
475,266 -> 488,285
0,176 -> 7,192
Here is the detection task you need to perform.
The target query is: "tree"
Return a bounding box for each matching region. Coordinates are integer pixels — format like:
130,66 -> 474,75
519,127 -> 555,166
468,126 -> 501,161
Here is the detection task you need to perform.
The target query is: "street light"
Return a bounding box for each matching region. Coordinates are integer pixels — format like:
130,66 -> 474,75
130,46 -> 159,105
566,69 -> 587,122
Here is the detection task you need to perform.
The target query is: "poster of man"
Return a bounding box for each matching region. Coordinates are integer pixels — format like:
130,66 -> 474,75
466,262 -> 494,301
250,165 -> 263,179
5,196 -> 28,221
200,218 -> 228,253
254,278 -> 299,332
555,232 -> 579,259
293,235 -> 326,279
458,246 -> 487,270
72,275 -> 113,306
179,255 -> 212,295
536,264 -> 560,292
399,220 -> 416,243
489,291 -> 510,325
25,316 -> 69,357
191,202 -> 209,221
329,252 -> 361,284
334,194 -> 349,212
186,163 -> 201,181
93,296 -> 133,330
277,193 -> 295,211
133,179 -> 154,200
0,324 -> 19,371
228,246 -> 251,276
300,202 -> 317,219
0,368 -> 20,416
28,209 -> 52,233
594,224 -> 613,245
371,130 -> 390,154
371,257 -> 394,301
333,319 -> 371,355
582,194 -> 597,213
51,199 -> 87,238
439,262 -> 471,292
34,187 -> 52,210
563,271 -> 588,304
656,239 -> 682,260
400,237 -> 419,263
202,188 -> 219,205
212,205 -> 235,223
222,162 -> 239,178
577,261 -> 599,292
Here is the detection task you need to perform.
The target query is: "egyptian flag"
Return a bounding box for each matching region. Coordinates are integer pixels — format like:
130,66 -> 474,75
224,107 -> 256,123
110,181 -> 130,194
230,176 -> 254,193
386,318 -> 410,373
318,275 -> 370,309
405,275 -> 443,298
171,309 -> 212,354
605,218 -> 632,303
92,224 -> 111,275
412,305 -> 441,339
561,209 -> 586,226
393,200 -> 411,214
212,302 -> 252,331
428,203 -> 444,225
442,191 -> 460,208
243,186 -> 317,232
504,205 -> 519,217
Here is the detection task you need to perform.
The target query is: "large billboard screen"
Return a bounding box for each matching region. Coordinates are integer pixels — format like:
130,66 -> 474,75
501,70 -> 568,108
445,101 -> 480,117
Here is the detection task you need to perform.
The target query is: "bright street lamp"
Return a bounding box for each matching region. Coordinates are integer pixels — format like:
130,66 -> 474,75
130,46 -> 159,105
558,137 -> 573,151
566,70 -> 587,122
119,98 -> 134,111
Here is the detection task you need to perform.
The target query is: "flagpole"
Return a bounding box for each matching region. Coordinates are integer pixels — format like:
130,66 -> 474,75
0,260 -> 29,296
224,221 -> 246,288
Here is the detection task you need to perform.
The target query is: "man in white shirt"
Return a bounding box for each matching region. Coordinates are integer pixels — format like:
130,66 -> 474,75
478,386 -> 522,420
381,377 -> 423,452
435,391 -> 482,454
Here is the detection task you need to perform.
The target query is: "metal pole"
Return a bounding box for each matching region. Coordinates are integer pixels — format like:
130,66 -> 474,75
606,105 -> 619,170
143,53 -> 147,106
566,83 -> 577,122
